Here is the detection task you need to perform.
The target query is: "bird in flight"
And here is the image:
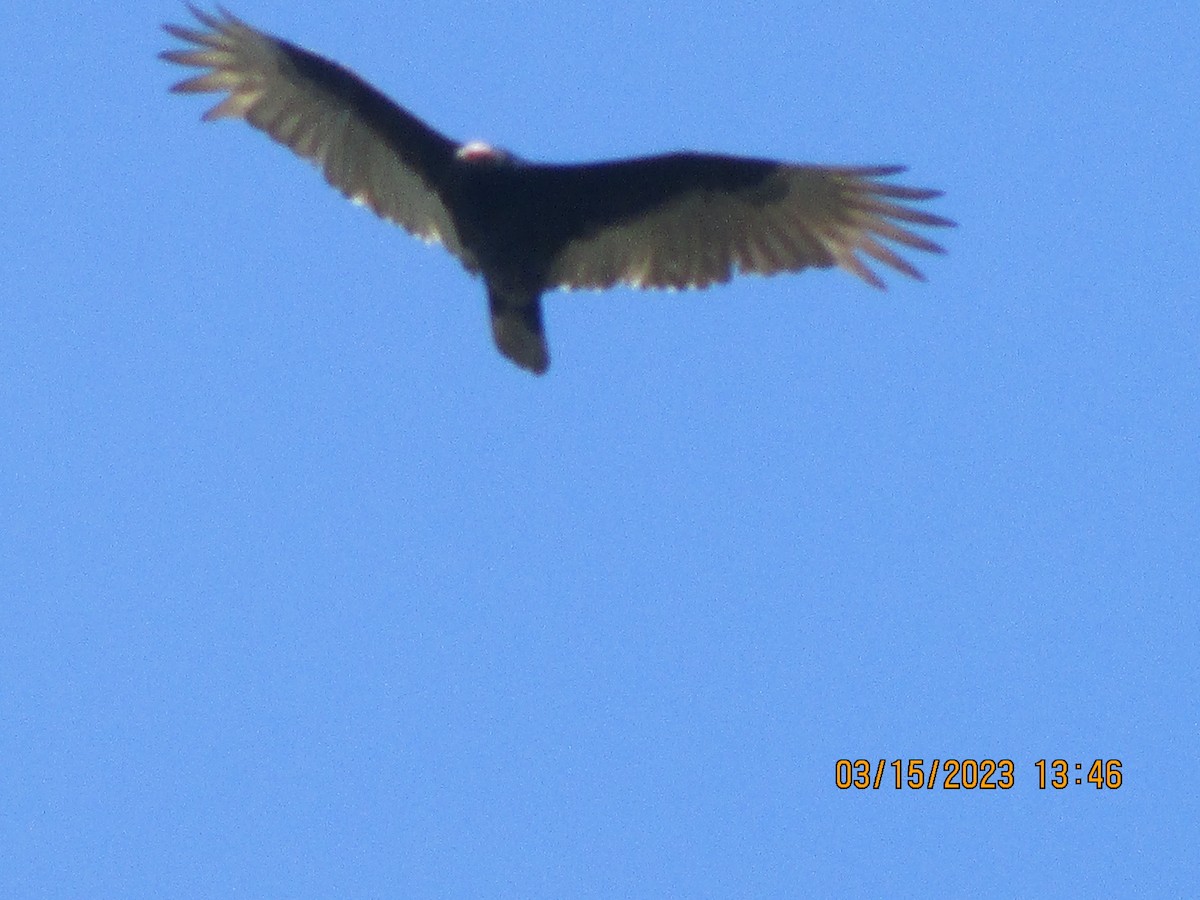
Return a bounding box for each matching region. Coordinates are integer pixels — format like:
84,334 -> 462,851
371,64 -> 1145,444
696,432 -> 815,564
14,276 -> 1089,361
162,6 -> 953,374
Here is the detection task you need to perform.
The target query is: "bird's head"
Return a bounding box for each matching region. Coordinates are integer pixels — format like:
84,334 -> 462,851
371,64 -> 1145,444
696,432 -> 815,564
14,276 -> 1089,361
455,141 -> 516,165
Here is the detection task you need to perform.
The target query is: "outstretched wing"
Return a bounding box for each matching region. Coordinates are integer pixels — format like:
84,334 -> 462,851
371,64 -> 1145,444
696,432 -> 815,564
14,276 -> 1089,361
531,153 -> 953,292
161,5 -> 469,262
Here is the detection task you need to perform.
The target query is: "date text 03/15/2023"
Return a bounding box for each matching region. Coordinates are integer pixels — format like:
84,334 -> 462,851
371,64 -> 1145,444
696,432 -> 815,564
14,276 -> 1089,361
834,759 -> 1124,791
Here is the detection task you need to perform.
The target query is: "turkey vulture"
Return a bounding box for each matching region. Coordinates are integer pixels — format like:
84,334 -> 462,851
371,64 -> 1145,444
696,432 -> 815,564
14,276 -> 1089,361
161,6 -> 953,374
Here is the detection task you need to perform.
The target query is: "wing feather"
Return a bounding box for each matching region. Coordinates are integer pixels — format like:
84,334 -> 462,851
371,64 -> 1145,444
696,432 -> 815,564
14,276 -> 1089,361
537,154 -> 953,292
161,6 -> 468,262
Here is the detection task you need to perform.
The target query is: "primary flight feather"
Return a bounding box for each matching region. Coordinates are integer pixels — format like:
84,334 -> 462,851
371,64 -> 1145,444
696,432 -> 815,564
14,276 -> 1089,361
162,5 -> 954,374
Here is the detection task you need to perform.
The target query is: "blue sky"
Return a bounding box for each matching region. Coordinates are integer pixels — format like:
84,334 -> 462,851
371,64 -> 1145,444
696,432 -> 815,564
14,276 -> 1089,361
2,1 -> 1197,895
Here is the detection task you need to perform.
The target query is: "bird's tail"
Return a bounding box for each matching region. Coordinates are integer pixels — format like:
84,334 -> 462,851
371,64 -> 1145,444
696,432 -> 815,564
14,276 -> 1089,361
487,283 -> 549,375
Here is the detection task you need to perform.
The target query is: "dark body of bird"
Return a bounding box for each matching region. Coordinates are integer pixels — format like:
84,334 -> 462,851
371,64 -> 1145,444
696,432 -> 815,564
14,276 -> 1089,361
162,6 -> 953,374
